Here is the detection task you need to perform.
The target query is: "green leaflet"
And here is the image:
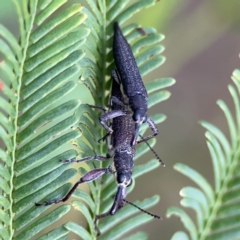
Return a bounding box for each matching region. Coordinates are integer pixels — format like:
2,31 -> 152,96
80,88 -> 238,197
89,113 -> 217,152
37,226 -> 69,240
99,214 -> 155,240
72,189 -> 95,212
167,207 -> 198,240
145,78 -> 176,93
14,205 -> 71,240
64,222 -> 91,240
171,232 -> 189,240
13,183 -> 72,230
123,232 -> 148,240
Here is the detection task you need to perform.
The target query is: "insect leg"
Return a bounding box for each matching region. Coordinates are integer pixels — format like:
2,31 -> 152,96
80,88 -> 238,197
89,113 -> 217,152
87,104 -> 107,112
98,132 -> 110,143
111,96 -> 126,106
136,117 -> 159,144
99,109 -> 127,135
60,155 -> 109,164
94,200 -> 124,237
87,102 -> 127,139
35,168 -> 109,206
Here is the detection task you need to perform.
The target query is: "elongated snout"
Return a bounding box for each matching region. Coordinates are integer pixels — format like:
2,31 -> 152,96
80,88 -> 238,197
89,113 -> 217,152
131,122 -> 141,145
110,185 -> 128,215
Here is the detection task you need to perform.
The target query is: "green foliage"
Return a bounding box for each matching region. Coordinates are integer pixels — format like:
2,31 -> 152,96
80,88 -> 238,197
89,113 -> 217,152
0,0 -> 174,239
0,0 -> 88,239
167,69 -> 240,240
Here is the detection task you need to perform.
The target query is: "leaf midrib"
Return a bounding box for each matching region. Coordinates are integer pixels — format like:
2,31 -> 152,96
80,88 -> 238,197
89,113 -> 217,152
11,1 -> 38,238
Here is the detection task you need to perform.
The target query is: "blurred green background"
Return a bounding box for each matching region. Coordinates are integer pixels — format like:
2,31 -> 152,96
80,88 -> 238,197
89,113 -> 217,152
1,0 -> 240,239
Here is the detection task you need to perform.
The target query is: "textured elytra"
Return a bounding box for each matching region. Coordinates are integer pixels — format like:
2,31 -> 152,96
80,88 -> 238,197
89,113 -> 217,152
113,23 -> 147,98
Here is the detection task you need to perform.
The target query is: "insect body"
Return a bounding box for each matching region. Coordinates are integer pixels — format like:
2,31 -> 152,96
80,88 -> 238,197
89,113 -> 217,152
113,22 -> 159,145
35,72 -> 134,213
101,70 -> 134,214
35,71 -> 160,234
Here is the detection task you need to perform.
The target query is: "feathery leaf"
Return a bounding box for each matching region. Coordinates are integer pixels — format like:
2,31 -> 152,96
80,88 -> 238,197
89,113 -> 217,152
167,67 -> 240,240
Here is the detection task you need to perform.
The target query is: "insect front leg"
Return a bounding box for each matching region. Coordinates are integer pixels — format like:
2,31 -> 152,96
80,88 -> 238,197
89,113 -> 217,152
98,132 -> 111,143
99,109 -> 127,136
136,117 -> 159,144
94,203 -> 124,237
88,103 -> 128,138
86,104 -> 107,112
111,96 -> 126,107
60,155 -> 109,164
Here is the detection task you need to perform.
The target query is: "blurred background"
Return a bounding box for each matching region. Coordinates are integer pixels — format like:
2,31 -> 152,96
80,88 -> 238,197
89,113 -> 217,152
1,0 -> 240,239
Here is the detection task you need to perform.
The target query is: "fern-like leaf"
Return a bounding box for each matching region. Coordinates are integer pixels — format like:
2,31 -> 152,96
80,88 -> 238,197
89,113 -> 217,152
167,68 -> 240,240
0,1 -> 89,239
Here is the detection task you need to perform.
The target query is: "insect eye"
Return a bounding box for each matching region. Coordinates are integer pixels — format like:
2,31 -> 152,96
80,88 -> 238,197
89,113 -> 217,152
117,173 -> 125,184
133,109 -> 146,122
133,112 -> 140,122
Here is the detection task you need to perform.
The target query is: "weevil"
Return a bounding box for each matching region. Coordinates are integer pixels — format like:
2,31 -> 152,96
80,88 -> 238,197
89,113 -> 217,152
35,71 -> 161,235
95,22 -> 159,146
113,22 -> 160,146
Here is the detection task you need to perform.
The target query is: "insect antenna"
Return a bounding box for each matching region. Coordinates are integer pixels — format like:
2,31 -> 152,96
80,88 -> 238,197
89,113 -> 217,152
123,199 -> 161,219
139,134 -> 165,166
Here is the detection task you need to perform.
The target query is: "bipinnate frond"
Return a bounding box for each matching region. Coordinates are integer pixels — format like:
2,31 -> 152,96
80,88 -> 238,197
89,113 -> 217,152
0,0 -> 89,239
167,69 -> 240,240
